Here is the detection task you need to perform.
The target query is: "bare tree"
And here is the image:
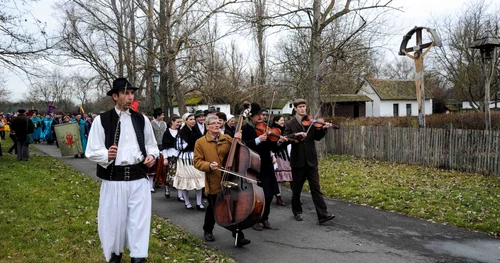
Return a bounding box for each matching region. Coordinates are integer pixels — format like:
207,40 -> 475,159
262,0 -> 398,112
0,0 -> 58,74
431,0 -> 500,112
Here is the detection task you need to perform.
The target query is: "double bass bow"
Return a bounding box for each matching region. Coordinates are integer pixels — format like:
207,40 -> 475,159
214,105 -> 265,246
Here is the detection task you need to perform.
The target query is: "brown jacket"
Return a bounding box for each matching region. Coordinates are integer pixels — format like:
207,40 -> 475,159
194,133 -> 233,195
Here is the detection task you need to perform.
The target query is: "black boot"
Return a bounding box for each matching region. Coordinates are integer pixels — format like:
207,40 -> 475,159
130,258 -> 147,263
109,253 -> 122,263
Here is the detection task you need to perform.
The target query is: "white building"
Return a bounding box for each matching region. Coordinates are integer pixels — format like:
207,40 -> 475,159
357,78 -> 433,117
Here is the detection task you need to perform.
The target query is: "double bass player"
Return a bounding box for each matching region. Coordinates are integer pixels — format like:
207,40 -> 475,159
193,115 -> 251,247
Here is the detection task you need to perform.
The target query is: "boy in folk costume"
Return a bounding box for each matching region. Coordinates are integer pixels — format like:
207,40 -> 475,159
86,78 -> 159,263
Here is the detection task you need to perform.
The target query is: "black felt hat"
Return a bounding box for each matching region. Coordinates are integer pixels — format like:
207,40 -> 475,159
18,109 -> 26,114
194,110 -> 204,117
107,78 -> 139,96
249,102 -> 262,116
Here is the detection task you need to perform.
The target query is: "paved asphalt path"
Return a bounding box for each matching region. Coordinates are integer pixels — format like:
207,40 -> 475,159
34,143 -> 499,263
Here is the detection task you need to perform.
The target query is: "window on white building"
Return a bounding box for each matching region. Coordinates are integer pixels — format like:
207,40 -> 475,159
393,104 -> 399,116
406,104 -> 411,116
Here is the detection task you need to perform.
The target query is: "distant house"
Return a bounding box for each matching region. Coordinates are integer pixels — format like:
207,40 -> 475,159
462,101 -> 500,111
356,78 -> 433,117
172,93 -> 231,116
321,94 -> 372,118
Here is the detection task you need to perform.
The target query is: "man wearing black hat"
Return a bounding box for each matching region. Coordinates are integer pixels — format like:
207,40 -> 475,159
10,109 -> 34,161
192,110 -> 206,139
284,99 -> 335,224
85,78 -> 159,263
241,102 -> 284,231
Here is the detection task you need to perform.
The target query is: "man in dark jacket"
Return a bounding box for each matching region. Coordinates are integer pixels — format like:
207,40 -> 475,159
284,99 -> 335,224
10,109 -> 35,161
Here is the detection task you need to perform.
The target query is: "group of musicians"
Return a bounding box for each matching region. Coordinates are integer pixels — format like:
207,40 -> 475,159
86,78 -> 335,263
153,99 -> 336,247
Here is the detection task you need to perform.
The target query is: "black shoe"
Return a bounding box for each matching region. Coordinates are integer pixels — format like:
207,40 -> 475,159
294,214 -> 303,221
109,253 -> 122,263
261,220 -> 272,229
186,204 -> 194,210
177,197 -> 184,202
204,231 -> 215,242
252,223 -> 263,231
165,188 -> 170,198
130,258 -> 147,263
150,188 -> 156,193
319,214 -> 335,224
196,204 -> 206,211
236,237 -> 251,248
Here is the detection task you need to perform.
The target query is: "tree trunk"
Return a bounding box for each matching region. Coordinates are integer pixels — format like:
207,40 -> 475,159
309,0 -> 322,114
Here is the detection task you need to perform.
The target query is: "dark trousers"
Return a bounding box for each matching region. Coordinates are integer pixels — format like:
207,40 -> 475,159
9,135 -> 17,154
291,165 -> 328,219
16,140 -> 29,161
203,194 -> 218,233
203,193 -> 244,238
0,130 -> 5,140
260,196 -> 273,222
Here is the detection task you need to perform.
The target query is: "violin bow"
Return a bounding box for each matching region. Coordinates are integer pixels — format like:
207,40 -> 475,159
266,89 -> 277,131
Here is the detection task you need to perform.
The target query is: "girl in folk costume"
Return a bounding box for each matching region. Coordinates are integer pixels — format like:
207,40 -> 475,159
41,114 -> 55,145
161,115 -> 182,199
173,113 -> 206,211
30,112 -> 42,143
271,115 -> 293,206
149,108 -> 167,193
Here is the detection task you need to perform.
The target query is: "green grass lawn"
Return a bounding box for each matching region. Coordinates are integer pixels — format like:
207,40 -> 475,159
0,137 -> 234,263
317,155 -> 500,237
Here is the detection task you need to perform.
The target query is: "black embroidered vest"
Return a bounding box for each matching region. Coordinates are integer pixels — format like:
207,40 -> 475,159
96,109 -> 147,180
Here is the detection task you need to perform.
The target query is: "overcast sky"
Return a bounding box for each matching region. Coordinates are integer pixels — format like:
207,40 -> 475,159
4,0 -> 475,101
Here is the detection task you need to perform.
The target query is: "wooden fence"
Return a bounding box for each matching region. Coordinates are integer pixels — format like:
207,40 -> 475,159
322,126 -> 500,176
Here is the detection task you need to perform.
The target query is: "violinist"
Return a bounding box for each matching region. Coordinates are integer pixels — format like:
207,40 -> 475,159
241,103 -> 285,231
193,115 -> 250,247
284,99 -> 335,224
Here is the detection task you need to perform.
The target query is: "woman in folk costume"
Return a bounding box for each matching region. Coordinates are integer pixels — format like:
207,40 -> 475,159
41,114 -> 55,145
74,114 -> 87,158
173,113 -> 206,211
271,115 -> 293,206
161,115 -> 182,199
30,112 -> 42,143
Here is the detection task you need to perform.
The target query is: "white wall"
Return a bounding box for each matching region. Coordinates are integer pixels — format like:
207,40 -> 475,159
275,101 -> 294,115
379,100 -> 433,117
462,101 -> 500,109
358,82 -> 381,117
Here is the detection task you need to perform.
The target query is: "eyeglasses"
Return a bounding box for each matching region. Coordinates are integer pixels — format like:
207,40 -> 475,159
208,122 -> 218,126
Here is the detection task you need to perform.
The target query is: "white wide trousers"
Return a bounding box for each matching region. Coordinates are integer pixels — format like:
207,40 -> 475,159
98,179 -> 151,262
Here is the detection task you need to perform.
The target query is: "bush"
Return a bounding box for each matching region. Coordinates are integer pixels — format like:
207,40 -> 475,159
327,112 -> 500,130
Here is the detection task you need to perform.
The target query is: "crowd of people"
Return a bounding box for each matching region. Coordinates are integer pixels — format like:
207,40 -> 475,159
0,110 -> 93,161
2,77 -> 335,263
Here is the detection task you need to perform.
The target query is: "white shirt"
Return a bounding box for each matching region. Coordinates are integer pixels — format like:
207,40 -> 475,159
197,122 -> 205,135
86,108 -> 159,168
162,128 -> 179,157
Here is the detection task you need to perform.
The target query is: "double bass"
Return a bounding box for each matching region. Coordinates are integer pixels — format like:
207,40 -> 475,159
214,106 -> 265,245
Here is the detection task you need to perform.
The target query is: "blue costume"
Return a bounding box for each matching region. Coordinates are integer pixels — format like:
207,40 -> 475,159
76,118 -> 88,154
30,116 -> 42,143
41,117 -> 55,143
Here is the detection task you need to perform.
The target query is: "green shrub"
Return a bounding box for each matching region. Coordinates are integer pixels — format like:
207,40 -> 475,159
327,112 -> 500,130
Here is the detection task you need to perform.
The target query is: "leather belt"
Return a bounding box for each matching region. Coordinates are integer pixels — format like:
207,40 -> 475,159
109,163 -> 147,181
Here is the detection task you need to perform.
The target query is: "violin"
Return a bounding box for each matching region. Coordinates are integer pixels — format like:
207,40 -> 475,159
255,122 -> 283,142
301,115 -> 339,129
255,122 -> 298,142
